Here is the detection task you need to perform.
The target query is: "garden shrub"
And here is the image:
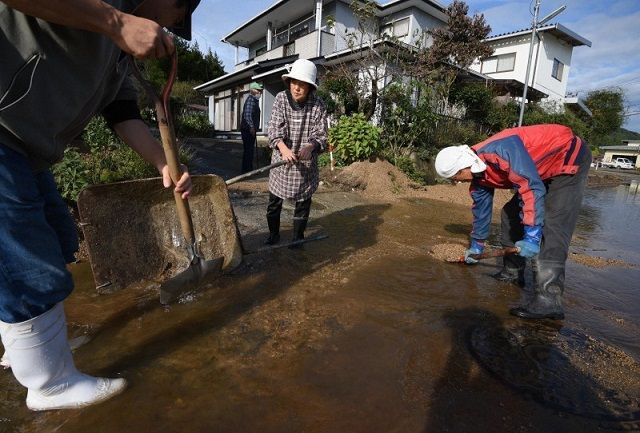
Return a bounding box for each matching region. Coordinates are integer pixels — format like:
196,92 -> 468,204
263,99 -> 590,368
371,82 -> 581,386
53,116 -> 189,202
176,112 -> 211,137
328,113 -> 381,164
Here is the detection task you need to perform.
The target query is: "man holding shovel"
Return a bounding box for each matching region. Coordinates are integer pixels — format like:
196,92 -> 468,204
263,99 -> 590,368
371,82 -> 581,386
435,124 -> 591,320
0,0 -> 198,411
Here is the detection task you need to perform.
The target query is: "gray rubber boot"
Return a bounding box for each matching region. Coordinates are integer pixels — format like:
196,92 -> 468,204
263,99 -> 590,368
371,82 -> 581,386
510,260 -> 565,320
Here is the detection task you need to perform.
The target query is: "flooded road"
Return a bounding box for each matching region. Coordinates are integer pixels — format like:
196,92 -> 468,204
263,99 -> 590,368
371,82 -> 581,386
1,184 -> 639,433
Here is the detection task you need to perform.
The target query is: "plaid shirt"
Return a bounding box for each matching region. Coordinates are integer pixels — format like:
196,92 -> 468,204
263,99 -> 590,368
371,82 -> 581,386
268,90 -> 327,200
240,94 -> 260,130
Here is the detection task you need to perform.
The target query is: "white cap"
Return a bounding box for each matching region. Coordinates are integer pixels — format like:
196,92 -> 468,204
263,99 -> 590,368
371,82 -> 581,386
435,145 -> 487,178
282,59 -> 317,89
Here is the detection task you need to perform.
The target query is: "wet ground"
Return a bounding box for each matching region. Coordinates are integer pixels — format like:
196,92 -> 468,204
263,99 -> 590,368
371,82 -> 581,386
1,141 -> 639,432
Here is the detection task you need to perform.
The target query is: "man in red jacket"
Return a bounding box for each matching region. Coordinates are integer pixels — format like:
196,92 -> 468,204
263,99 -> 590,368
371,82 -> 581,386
435,124 -> 591,320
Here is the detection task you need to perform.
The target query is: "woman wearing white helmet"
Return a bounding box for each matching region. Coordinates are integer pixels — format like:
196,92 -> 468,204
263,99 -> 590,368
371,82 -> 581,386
435,124 -> 591,320
264,59 -> 328,247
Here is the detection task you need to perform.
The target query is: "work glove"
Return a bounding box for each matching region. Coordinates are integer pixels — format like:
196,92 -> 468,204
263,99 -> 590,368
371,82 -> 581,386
464,239 -> 485,264
515,225 -> 542,258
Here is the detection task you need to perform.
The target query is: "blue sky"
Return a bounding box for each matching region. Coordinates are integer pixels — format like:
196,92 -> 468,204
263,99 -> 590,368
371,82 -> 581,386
191,0 -> 640,132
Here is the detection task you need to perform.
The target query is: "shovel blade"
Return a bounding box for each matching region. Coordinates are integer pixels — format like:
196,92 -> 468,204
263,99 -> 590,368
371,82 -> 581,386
159,256 -> 224,304
78,175 -> 243,293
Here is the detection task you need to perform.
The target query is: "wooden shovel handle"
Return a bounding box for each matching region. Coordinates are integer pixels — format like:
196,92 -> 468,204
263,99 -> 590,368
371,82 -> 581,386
131,53 -> 196,246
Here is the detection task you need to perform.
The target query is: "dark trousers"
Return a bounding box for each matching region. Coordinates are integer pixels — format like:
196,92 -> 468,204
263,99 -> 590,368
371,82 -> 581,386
501,143 -> 592,264
241,128 -> 255,174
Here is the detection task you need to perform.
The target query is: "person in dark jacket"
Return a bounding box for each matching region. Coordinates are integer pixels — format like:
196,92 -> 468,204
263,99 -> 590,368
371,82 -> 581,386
240,82 -> 263,173
435,124 -> 591,320
0,0 -> 199,411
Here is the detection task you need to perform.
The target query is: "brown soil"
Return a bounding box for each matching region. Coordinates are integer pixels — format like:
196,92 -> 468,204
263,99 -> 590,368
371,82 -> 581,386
569,252 -> 635,269
587,172 -> 626,187
321,159 -> 514,209
428,242 -> 467,262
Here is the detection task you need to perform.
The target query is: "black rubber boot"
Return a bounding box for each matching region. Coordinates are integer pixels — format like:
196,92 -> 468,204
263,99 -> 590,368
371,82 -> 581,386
264,215 -> 280,245
491,254 -> 526,286
265,193 -> 283,245
289,198 -> 311,249
510,260 -> 565,320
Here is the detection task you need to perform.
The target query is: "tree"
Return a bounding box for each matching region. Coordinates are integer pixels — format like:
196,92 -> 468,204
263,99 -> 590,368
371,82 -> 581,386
320,0 -> 410,119
137,39 -> 226,108
585,88 -> 625,146
144,39 -> 225,86
411,0 -> 492,113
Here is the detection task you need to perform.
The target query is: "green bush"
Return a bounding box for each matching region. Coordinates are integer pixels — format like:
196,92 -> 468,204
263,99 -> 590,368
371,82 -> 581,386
328,113 -> 381,164
394,156 -> 430,184
83,117 -> 120,151
52,148 -> 90,203
380,82 -> 438,160
176,112 -> 211,137
317,151 -> 345,169
53,115 -> 189,202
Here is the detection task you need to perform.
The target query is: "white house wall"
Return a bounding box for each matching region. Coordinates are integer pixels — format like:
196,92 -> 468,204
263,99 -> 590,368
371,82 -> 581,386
470,35 -> 533,85
533,32 -> 572,101
407,6 -> 445,47
333,1 -> 375,51
470,31 -> 576,102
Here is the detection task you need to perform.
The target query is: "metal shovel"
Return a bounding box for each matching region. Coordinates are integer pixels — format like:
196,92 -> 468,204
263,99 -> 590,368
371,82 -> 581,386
132,52 -> 224,304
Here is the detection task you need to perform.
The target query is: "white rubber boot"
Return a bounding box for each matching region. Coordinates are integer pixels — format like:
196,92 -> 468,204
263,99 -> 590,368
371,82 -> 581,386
0,303 -> 127,411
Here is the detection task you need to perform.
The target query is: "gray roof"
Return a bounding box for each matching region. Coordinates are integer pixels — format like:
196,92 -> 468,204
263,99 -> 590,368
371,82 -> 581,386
485,23 -> 591,47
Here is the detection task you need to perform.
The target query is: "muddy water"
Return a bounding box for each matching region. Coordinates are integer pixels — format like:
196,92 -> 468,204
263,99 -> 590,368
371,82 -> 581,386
1,186 -> 639,433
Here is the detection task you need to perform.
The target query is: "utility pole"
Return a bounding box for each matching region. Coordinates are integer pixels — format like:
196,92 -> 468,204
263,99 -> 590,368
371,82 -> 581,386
518,1 -> 566,126
518,0 -> 541,127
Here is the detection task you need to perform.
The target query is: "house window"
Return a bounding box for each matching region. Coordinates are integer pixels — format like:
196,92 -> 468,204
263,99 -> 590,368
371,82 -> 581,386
284,42 -> 295,56
481,52 -> 516,73
255,45 -> 267,56
381,17 -> 410,38
552,58 -> 564,81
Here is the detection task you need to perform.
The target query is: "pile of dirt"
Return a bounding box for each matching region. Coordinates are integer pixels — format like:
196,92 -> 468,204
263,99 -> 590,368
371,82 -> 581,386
322,159 -> 514,209
321,159 -> 417,201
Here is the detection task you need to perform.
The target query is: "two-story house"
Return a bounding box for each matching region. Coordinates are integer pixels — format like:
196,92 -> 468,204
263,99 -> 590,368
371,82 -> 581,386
194,0 -> 449,134
469,23 -> 592,113
195,1 -> 592,134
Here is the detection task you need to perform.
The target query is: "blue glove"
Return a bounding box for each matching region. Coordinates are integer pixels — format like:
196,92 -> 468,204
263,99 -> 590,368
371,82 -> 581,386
464,239 -> 485,264
516,225 -> 542,258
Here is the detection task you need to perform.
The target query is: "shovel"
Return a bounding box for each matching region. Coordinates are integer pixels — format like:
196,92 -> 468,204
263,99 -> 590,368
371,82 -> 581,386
448,247 -> 520,264
131,51 -> 224,304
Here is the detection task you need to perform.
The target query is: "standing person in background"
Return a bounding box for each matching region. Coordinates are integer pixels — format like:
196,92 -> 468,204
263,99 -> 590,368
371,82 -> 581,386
240,82 -> 263,173
264,59 -> 327,247
0,0 -> 198,411
434,124 -> 591,320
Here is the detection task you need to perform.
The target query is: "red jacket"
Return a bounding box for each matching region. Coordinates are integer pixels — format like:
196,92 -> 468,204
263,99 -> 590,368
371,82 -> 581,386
469,124 -> 583,240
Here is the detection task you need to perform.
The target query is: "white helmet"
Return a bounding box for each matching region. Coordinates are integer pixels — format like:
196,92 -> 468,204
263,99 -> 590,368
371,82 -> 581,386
282,59 -> 317,89
435,145 -> 487,178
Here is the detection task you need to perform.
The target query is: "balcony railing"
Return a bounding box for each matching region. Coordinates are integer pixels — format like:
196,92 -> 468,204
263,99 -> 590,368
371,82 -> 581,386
234,30 -> 335,70
271,15 -> 316,50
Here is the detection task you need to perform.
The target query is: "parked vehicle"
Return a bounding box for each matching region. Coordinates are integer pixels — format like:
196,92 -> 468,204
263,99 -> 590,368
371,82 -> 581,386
601,157 -> 635,170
